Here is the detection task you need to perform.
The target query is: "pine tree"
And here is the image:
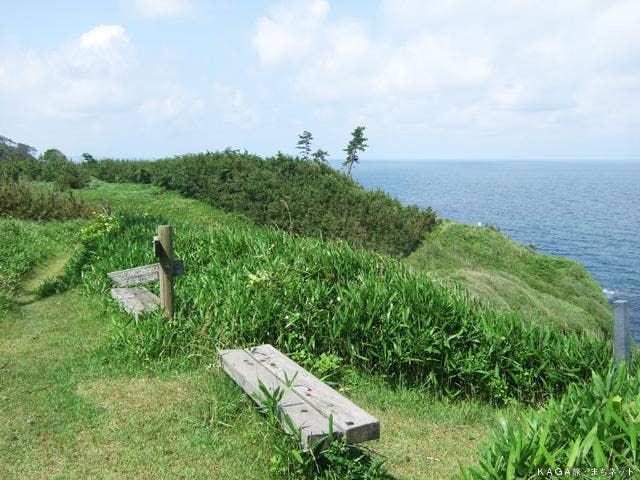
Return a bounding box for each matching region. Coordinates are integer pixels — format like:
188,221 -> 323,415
342,126 -> 368,176
311,148 -> 329,164
296,130 -> 313,161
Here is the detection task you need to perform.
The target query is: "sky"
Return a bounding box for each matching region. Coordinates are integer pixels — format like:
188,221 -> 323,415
0,0 -> 639,160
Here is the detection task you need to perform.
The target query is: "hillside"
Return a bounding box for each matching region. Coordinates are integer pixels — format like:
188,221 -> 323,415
405,221 -> 612,336
2,180 -> 635,479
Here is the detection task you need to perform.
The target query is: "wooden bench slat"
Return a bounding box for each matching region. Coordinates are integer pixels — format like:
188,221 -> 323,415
219,344 -> 380,449
248,344 -> 380,445
110,287 -> 159,318
219,348 -> 330,449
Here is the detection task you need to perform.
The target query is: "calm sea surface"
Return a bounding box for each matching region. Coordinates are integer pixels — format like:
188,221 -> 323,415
338,160 -> 640,341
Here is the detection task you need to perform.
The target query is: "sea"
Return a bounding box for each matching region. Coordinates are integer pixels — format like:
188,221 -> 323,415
335,160 -> 640,341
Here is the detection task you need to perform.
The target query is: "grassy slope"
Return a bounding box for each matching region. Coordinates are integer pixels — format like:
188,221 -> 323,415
0,183 -> 521,479
405,221 -> 612,335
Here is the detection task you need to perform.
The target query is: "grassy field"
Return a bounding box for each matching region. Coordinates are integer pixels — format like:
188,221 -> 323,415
0,219 -> 516,479
406,221 -> 612,335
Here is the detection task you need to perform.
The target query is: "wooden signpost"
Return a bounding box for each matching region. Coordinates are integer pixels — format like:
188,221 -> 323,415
108,225 -> 184,319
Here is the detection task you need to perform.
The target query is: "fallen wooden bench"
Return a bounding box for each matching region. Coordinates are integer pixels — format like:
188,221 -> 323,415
219,344 -> 380,450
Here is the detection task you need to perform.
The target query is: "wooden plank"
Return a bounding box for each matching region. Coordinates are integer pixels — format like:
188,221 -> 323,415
248,344 -> 380,444
110,287 -> 159,318
107,260 -> 184,287
219,348 -> 331,449
219,344 -> 380,449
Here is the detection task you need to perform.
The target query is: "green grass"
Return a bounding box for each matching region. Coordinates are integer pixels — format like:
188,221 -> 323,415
0,285 -> 512,479
69,183 -> 612,406
406,221 -> 612,335
0,181 -> 623,478
0,218 -> 84,309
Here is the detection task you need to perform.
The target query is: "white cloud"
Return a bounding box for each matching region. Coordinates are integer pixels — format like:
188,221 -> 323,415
212,83 -> 257,127
79,25 -> 128,49
0,25 -> 203,123
252,0 -> 640,140
126,0 -> 195,19
252,0 -> 330,65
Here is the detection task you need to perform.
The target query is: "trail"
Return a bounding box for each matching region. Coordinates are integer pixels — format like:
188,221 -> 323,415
14,251 -> 71,305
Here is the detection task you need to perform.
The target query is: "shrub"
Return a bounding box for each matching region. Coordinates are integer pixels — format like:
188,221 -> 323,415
41,149 -> 89,189
460,362 -> 640,478
91,151 -> 436,257
0,181 -> 94,221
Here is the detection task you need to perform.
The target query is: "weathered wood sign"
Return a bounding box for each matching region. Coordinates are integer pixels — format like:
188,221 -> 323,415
219,344 -> 380,450
110,287 -> 160,318
107,260 -> 185,287
107,225 -> 183,319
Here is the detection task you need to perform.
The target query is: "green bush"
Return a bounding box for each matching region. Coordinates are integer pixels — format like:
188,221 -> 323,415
0,181 -> 94,221
90,151 -> 436,257
0,181 -> 93,221
461,362 -> 640,478
0,136 -> 43,181
42,149 -> 89,190
82,214 -> 610,405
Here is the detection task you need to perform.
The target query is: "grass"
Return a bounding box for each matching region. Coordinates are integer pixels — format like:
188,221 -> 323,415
0,180 -> 622,478
0,218 -> 84,309
0,289 -> 513,479
406,221 -> 613,335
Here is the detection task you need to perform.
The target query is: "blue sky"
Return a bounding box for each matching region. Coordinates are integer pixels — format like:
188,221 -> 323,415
1,0 -> 638,160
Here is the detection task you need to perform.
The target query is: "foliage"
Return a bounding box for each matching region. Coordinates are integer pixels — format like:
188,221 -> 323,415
90,151 -> 436,257
297,131 -> 313,161
0,218 -> 83,309
0,181 -> 94,220
35,213 -> 123,299
41,148 -> 89,189
406,221 -> 613,335
0,135 -> 42,181
343,126 -> 368,176
312,149 -> 329,164
83,213 -> 612,405
461,362 -> 640,479
255,375 -> 390,479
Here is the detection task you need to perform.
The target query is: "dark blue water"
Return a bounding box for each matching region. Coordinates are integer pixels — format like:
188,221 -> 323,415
340,160 -> 640,340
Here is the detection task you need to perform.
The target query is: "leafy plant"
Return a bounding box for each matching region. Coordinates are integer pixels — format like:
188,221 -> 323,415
84,214 -> 612,405
255,373 -> 390,479
460,362 -> 640,479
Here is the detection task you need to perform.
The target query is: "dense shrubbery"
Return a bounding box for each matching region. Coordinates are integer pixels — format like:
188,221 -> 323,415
0,181 -> 93,220
75,213 -> 611,405
1,136 -> 88,189
461,363 -> 640,478
89,151 -> 436,257
0,135 -> 42,181
40,148 -> 89,189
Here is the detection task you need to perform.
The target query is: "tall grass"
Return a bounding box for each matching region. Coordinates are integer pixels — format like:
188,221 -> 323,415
461,362 -> 640,478
77,214 -> 611,405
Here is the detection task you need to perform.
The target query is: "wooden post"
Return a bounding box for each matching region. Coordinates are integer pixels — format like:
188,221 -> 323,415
156,225 -> 174,319
613,300 -> 631,364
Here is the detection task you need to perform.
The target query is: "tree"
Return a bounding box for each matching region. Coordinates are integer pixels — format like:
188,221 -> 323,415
296,130 -> 313,160
42,148 -> 88,190
342,126 -> 368,176
311,149 -> 329,164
